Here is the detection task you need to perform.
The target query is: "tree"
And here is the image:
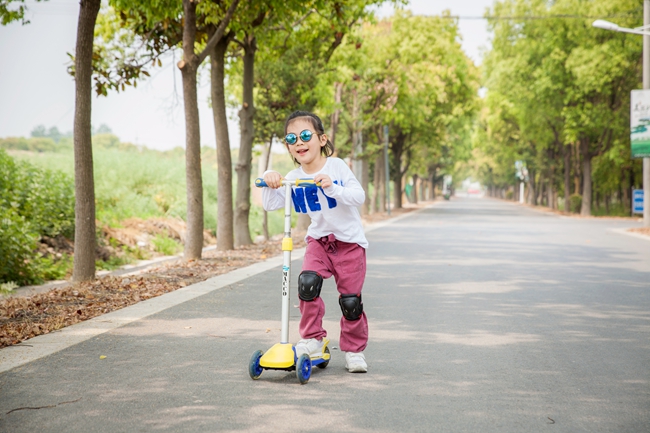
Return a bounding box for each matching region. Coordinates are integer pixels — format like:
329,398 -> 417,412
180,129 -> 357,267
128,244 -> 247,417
105,0 -> 241,258
71,0 -> 102,281
209,32 -> 235,251
347,12 -> 478,209
480,0 -> 642,215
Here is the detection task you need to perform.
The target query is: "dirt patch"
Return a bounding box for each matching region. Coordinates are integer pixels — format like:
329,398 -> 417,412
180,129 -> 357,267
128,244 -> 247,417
101,217 -> 216,251
629,227 -> 650,236
0,204 -> 428,348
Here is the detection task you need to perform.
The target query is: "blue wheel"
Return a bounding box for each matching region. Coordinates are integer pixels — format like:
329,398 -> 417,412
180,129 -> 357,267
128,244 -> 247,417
296,354 -> 311,384
249,350 -> 264,380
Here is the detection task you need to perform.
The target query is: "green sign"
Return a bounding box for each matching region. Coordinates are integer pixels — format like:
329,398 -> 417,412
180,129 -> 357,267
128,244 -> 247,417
631,90 -> 650,158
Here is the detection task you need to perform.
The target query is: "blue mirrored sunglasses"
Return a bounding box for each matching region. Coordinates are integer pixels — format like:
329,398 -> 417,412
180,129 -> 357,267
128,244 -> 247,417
284,129 -> 317,145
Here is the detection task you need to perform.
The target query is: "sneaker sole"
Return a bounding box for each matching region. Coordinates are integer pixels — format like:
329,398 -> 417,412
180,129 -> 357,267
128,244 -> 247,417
346,365 -> 367,373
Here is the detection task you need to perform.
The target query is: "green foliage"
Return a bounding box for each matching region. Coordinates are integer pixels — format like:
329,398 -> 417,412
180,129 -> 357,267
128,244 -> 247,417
10,145 -> 222,232
151,232 -> 182,256
0,281 -> 18,296
0,149 -> 75,285
0,0 -> 46,25
0,136 -> 71,153
0,208 -> 41,284
569,194 -> 582,214
37,254 -> 73,282
477,0 -> 642,214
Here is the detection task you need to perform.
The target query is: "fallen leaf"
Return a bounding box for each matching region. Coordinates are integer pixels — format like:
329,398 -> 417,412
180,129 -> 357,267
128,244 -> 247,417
99,355 -> 106,359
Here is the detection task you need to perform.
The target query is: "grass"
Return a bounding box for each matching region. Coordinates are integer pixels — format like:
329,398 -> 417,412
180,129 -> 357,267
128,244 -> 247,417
7,143 -> 295,241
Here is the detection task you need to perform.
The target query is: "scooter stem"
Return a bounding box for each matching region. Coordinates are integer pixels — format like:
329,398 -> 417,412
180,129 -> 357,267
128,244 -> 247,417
280,181 -> 293,344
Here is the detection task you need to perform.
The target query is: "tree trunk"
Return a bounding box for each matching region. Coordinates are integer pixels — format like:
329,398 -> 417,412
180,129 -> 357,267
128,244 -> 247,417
430,168 -> 437,200
527,169 -> 535,205
330,82 -> 343,147
372,152 -> 384,214
72,0 -> 101,282
210,35 -> 234,251
235,34 -> 255,247
580,138 -> 592,216
573,142 -> 582,195
391,132 -> 406,209
564,144 -> 571,214
361,157 -> 370,215
180,0 -> 204,260
262,135 -> 273,239
412,174 -> 419,204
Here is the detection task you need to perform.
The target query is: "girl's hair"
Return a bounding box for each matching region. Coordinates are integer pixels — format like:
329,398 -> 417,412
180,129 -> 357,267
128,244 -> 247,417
284,110 -> 335,165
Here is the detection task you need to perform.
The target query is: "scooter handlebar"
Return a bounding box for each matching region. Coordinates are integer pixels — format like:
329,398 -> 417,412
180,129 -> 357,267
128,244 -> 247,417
255,178 -> 320,188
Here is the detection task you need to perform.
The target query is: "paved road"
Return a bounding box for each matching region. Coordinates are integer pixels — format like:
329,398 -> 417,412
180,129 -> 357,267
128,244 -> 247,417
1,198 -> 649,432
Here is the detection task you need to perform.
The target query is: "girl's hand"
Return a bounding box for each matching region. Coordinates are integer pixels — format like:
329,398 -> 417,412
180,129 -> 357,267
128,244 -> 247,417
314,174 -> 333,189
263,171 -> 283,189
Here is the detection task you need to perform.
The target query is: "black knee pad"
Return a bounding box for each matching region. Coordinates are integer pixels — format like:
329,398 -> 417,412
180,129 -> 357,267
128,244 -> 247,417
339,293 -> 363,321
298,271 -> 323,301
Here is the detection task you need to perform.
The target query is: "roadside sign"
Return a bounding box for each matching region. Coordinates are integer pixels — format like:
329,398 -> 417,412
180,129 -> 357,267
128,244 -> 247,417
633,189 -> 644,214
631,90 -> 650,158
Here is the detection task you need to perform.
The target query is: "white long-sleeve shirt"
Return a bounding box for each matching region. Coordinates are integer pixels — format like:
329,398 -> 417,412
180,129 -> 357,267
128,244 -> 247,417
262,157 -> 368,248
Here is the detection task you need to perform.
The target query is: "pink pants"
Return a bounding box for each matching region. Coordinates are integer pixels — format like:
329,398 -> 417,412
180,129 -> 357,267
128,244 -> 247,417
299,234 -> 368,353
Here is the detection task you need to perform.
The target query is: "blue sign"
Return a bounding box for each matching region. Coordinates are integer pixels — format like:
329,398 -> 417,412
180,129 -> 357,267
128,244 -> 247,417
633,189 -> 644,214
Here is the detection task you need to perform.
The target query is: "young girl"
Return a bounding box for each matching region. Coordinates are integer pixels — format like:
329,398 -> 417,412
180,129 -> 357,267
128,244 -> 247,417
261,110 -> 368,373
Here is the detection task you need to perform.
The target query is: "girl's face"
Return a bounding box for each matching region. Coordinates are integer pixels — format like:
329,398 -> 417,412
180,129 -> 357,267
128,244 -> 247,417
285,118 -> 328,173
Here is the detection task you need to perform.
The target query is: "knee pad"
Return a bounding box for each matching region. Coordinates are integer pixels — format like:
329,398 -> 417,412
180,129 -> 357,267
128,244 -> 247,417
339,293 -> 363,321
298,271 -> 323,301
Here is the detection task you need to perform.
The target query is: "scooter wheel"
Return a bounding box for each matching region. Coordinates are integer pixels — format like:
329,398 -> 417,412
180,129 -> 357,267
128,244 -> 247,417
316,346 -> 330,369
249,350 -> 264,380
296,354 -> 312,384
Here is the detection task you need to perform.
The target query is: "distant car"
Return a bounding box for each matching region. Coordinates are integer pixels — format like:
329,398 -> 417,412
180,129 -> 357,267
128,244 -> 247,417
468,188 -> 480,195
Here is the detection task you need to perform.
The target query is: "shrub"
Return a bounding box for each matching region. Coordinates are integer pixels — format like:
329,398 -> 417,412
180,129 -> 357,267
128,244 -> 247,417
151,233 -> 182,256
569,194 -> 582,214
0,150 -> 75,284
0,209 -> 42,285
505,190 -> 514,200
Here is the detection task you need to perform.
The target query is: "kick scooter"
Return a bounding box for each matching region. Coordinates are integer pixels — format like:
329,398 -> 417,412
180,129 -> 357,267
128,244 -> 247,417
248,178 -> 331,384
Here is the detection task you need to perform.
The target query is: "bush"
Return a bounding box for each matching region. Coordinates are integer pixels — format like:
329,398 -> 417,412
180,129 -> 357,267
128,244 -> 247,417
569,194 -> 582,214
505,190 -> 514,200
151,233 -> 182,256
0,209 -> 42,284
0,150 -> 75,284
0,136 -> 59,153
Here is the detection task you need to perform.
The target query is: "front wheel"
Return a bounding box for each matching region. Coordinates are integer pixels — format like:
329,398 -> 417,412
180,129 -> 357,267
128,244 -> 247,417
296,354 -> 312,384
249,350 -> 264,380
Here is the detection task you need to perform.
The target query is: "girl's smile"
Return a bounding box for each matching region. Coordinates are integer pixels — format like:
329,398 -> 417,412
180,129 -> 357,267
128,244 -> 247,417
285,118 -> 328,173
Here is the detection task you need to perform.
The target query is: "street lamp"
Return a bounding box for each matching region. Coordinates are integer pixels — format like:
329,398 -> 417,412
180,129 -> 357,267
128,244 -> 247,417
593,1 -> 650,227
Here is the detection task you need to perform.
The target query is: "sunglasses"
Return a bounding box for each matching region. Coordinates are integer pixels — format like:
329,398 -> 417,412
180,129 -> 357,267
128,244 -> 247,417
284,129 -> 318,145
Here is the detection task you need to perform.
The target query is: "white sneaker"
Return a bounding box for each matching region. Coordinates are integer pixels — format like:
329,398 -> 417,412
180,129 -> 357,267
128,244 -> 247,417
345,352 -> 367,373
294,338 -> 324,358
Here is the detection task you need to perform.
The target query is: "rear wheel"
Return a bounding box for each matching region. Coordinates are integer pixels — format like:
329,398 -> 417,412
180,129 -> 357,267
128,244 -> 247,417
316,346 -> 330,369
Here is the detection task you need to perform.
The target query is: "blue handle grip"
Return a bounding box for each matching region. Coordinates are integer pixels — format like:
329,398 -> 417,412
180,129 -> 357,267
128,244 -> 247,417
255,178 -> 267,188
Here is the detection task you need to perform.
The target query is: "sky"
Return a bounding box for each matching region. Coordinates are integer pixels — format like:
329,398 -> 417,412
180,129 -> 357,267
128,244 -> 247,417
0,0 -> 495,151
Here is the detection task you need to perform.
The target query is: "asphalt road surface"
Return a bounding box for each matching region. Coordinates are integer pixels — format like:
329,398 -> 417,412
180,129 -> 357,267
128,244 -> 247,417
1,197 -> 649,433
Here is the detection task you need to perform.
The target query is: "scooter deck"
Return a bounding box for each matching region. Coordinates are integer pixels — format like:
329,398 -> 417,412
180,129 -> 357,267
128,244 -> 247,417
259,339 -> 331,371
